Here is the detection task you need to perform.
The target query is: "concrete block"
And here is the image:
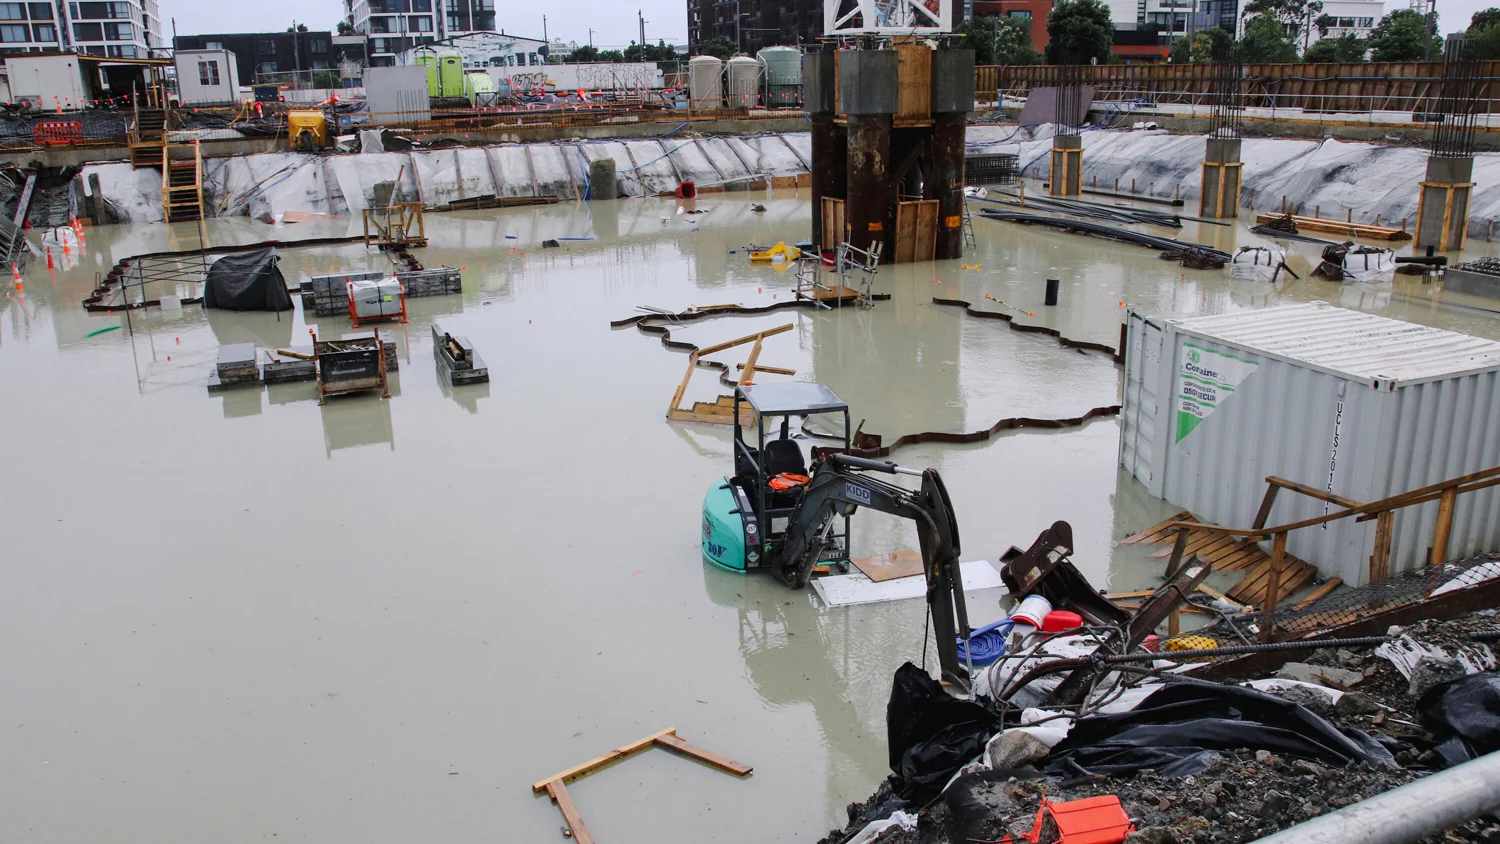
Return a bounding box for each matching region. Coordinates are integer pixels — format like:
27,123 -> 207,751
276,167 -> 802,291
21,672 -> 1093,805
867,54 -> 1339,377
931,49 -> 976,114
1205,137 -> 1242,162
1444,266 -> 1500,298
1425,155 -> 1474,184
263,358 -> 316,383
839,50 -> 899,116
803,52 -> 836,115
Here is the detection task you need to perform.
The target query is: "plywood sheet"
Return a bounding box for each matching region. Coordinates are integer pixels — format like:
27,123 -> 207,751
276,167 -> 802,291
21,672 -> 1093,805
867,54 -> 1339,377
851,548 -> 924,582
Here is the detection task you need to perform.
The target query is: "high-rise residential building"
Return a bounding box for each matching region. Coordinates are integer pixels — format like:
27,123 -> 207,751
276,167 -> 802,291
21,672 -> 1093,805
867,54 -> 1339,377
345,0 -> 446,66
445,0 -> 496,36
173,31 -> 338,84
0,0 -> 157,58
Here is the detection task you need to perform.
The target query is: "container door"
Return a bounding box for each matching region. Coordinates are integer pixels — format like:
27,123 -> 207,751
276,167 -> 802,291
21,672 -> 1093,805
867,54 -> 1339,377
1120,312 -> 1166,494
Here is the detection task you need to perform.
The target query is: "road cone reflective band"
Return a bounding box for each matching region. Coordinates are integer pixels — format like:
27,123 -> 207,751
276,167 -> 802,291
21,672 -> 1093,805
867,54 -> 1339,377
46,246 -> 52,269
12,263 -> 21,289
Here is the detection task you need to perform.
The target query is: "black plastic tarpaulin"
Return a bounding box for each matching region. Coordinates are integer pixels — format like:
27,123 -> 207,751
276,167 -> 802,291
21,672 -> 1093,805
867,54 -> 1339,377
887,662 -> 1000,801
1420,672 -> 1500,768
203,248 -> 292,311
1042,684 -> 1393,778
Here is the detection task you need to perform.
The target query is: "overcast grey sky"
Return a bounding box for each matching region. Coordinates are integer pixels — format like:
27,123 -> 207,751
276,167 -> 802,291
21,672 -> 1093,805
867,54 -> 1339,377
163,0 -> 690,46
161,0 -> 1497,48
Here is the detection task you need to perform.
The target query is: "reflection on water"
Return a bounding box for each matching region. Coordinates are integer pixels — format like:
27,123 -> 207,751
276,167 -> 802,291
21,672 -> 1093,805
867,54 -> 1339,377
3,191 -> 1500,842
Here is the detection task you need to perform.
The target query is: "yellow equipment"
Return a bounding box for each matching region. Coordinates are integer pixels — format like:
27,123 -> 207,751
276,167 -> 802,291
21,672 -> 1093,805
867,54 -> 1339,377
749,242 -> 799,263
287,110 -> 331,152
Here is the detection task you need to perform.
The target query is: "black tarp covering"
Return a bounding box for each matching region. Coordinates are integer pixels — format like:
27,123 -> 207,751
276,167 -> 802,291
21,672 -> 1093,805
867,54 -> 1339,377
1042,684 -> 1392,777
203,248 -> 292,311
1420,672 -> 1500,768
887,662 -> 999,801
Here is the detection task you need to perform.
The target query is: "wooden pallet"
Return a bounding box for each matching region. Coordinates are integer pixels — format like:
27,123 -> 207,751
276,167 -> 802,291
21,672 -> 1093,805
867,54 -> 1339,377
1119,511 -> 1321,609
1253,213 -> 1413,242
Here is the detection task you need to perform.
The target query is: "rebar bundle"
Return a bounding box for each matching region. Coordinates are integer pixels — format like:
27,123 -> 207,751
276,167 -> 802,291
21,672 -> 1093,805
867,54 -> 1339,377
1055,58 -> 1083,137
1207,45 -> 1243,139
1430,35 -> 1483,159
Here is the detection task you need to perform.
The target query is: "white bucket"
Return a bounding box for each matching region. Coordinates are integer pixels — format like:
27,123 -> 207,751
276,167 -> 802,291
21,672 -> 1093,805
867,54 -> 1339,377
159,294 -> 182,310
1009,594 -> 1053,628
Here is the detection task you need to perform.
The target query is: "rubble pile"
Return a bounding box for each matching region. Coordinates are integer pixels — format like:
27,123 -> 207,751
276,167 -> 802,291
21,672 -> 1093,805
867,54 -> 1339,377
819,604 -> 1500,844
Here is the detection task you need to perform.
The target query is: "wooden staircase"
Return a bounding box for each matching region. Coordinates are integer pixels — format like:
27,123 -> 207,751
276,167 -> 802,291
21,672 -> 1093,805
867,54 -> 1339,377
162,143 -> 204,223
129,105 -> 167,169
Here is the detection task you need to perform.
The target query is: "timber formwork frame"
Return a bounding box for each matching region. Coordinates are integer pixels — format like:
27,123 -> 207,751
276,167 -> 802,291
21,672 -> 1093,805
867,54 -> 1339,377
1415,37 -> 1484,252
363,202 -> 428,249
666,323 -> 795,425
806,43 -> 975,265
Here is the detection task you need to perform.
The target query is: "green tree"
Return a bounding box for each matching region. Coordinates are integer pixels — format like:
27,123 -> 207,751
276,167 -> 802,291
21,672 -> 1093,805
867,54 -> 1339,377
645,40 -> 679,61
1045,0 -> 1113,64
1240,11 -> 1300,62
570,45 -> 601,62
1243,0 -> 1323,50
1191,27 -> 1234,61
1467,8 -> 1500,59
959,14 -> 1039,65
336,20 -> 354,35
1366,8 -> 1441,61
1302,32 -> 1367,61
694,36 -> 736,59
597,49 -> 626,62
1170,35 -> 1192,63
1472,7 -> 1500,30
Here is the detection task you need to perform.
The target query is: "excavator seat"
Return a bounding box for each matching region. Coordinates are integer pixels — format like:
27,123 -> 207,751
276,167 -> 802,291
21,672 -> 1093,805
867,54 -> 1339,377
763,438 -> 806,477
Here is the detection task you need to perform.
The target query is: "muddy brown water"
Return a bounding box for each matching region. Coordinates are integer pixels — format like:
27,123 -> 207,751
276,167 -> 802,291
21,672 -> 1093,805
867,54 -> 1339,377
1,189 -> 1496,842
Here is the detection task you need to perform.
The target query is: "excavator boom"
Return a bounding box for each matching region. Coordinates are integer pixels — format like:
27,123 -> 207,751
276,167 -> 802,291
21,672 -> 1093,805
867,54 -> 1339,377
770,454 -> 973,685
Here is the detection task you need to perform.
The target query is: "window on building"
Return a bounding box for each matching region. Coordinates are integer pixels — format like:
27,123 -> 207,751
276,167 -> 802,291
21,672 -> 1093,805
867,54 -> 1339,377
312,59 -> 329,69
198,59 -> 219,85
32,22 -> 52,40
0,4 -> 23,19
1007,9 -> 1031,17
27,2 -> 47,18
256,60 -> 278,74
0,23 -> 26,39
103,20 -> 130,40
77,2 -> 130,19
72,21 -> 101,40
412,0 -> 430,10
370,16 -> 390,32
310,37 -> 328,52
260,38 -> 277,52
1357,16 -> 1373,26
410,15 -> 431,31
446,13 -> 458,28
205,40 -> 222,49
83,43 -> 103,54
1337,16 -> 1353,26
105,43 -> 134,56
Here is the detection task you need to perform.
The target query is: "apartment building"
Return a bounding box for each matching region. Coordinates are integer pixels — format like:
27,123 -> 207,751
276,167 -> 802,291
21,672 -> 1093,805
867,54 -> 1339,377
0,0 -> 158,58
346,0 -> 503,65
174,31 -> 335,85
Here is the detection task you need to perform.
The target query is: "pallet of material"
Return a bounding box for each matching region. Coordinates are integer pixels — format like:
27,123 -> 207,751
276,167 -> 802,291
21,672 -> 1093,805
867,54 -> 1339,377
1117,511 -> 1322,609
396,267 -> 462,299
1253,213 -> 1412,242
340,330 -> 399,372
208,342 -> 261,391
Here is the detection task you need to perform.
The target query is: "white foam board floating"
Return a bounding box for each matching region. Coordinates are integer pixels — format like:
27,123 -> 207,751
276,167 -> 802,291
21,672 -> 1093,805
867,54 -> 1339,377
1120,302 -> 1500,586
812,560 -> 1005,608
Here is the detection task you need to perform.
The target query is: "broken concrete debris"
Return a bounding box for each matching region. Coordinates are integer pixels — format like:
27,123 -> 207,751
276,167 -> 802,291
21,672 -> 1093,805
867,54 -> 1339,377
822,541 -> 1500,844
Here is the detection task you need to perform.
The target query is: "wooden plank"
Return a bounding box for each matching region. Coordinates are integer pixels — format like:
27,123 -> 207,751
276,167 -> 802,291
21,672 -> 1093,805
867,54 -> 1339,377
1227,561 -> 1272,604
1369,509 -> 1394,583
1194,583 -> 1245,611
894,40 -> 932,120
1215,544 -> 1266,572
894,202 -> 917,264
1118,511 -> 1194,544
1105,589 -> 1158,600
1197,535 -> 1247,563
544,780 -> 595,844
1251,483 -> 1281,530
1276,563 -> 1319,602
1293,577 -> 1344,610
1432,487 -> 1458,564
914,200 -> 938,262
532,727 -> 678,791
654,734 -> 754,776
1261,532 -> 1288,641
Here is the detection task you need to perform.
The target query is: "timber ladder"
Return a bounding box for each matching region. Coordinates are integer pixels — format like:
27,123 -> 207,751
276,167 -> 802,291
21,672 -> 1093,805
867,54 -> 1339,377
128,101 -> 167,169
162,143 -> 205,223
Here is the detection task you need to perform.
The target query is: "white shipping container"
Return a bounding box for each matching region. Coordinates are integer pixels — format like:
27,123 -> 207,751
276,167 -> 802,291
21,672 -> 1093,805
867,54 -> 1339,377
1121,302 -> 1500,586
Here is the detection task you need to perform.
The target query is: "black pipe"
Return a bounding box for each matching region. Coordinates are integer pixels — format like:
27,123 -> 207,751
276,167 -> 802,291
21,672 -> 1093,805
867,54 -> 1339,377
1045,278 -> 1060,306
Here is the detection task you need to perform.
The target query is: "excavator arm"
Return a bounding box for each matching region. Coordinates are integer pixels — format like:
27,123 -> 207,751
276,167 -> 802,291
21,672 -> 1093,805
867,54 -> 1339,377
771,453 -> 974,685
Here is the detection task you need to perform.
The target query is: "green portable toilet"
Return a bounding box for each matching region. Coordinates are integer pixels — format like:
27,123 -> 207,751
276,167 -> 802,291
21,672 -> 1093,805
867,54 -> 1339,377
413,48 -> 440,97
467,71 -> 495,105
438,54 -> 464,99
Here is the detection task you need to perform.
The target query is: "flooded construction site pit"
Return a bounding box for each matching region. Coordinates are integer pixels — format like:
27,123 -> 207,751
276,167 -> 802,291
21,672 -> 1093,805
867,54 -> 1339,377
4,187 -> 1500,843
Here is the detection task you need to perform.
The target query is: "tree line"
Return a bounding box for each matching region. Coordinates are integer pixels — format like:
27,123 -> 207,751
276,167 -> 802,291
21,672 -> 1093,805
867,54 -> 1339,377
954,0 -> 1500,65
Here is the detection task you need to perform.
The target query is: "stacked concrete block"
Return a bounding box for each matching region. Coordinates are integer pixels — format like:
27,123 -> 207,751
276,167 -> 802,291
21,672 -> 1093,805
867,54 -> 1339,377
396,267 -> 462,299
208,343 -> 261,391
263,357 -> 317,383
306,270 -> 384,317
431,321 -> 489,385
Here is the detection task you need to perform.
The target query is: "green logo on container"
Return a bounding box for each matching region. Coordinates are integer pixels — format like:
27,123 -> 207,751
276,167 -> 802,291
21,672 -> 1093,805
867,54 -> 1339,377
1175,343 -> 1259,443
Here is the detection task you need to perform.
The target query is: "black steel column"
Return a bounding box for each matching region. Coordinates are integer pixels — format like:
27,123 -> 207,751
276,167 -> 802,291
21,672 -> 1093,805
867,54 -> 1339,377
840,50 -> 899,260
803,51 -> 837,247
931,48 -> 974,261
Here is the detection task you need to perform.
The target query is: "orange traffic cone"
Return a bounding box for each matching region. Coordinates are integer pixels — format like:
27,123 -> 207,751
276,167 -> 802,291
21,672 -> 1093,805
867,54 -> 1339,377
11,263 -> 22,290
46,247 -> 52,269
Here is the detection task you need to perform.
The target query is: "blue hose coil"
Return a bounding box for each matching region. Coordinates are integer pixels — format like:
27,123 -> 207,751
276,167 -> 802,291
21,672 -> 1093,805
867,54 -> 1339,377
957,619 -> 1015,667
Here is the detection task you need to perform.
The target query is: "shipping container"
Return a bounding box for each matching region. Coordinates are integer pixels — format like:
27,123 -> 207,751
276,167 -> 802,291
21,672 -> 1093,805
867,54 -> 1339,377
1121,302 -> 1500,586
8,54 -> 87,111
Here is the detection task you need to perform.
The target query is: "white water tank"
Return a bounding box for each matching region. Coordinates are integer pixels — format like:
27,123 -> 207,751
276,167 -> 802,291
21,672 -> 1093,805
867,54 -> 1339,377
688,55 -> 723,109
757,46 -> 801,107
726,56 -> 760,108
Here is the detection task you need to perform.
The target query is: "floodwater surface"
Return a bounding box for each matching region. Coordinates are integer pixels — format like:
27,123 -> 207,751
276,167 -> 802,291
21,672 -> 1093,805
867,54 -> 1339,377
2,189 -> 1497,843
